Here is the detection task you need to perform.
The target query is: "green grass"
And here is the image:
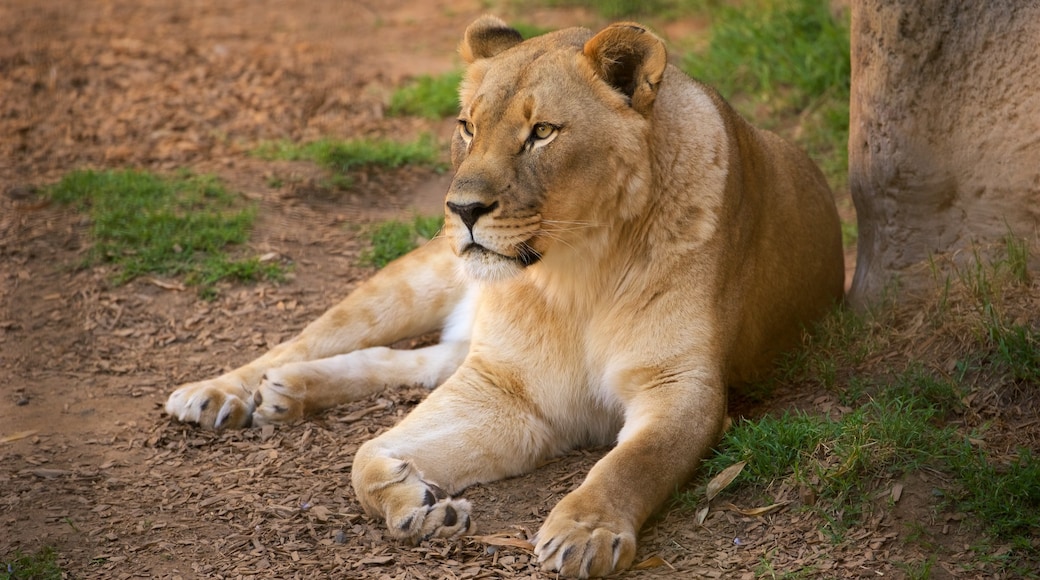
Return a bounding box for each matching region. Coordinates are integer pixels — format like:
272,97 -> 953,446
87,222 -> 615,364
940,239 -> 1040,386
685,237 -> 1040,569
360,215 -> 444,268
385,20 -> 554,120
682,0 -> 851,192
702,381 -> 953,507
511,22 -> 554,39
389,71 -> 463,119
688,279 -> 1039,571
952,449 -> 1040,537
527,0 -> 714,19
253,135 -> 443,172
1,546 -> 63,580
698,369 -> 1040,551
49,170 -> 283,298
252,135 -> 446,188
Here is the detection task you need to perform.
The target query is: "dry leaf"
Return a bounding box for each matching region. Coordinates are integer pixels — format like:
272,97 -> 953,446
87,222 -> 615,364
695,505 -> 710,525
143,277 -> 185,291
706,461 -> 746,501
30,468 -> 73,479
310,505 -> 330,522
470,533 -> 534,551
338,402 -> 389,422
0,429 -> 38,443
891,482 -> 904,503
723,501 -> 789,517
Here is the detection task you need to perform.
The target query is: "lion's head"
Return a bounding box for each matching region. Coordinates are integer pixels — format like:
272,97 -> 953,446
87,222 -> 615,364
444,17 -> 669,282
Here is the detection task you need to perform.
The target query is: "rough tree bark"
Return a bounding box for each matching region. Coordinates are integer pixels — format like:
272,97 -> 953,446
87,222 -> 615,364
848,0 -> 1040,307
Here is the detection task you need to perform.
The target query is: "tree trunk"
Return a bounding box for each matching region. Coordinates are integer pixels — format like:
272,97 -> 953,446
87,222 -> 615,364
848,0 -> 1040,307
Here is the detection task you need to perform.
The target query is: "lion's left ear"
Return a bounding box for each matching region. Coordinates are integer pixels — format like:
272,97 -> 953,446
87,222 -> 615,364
583,23 -> 667,116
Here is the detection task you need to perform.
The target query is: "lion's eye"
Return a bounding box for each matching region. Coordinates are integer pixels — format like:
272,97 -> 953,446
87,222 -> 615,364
533,123 -> 555,140
459,120 -> 475,141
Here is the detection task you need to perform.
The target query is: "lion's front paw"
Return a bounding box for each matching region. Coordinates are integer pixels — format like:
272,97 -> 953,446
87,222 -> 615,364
165,379 -> 255,429
251,370 -> 306,426
354,455 -> 475,544
388,489 -> 474,544
534,497 -> 636,578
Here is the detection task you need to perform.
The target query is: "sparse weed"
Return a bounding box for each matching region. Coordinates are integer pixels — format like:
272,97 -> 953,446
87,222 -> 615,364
894,557 -> 936,580
1003,230 -> 1030,284
939,238 -> 1040,385
755,552 -> 817,579
774,304 -> 875,388
48,169 -> 283,297
1,546 -> 63,580
949,448 -> 1040,538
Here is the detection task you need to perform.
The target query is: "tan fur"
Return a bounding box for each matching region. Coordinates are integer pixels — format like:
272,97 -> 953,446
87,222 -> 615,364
166,17 -> 843,578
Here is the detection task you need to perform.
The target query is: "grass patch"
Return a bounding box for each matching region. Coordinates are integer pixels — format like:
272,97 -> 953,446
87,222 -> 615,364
689,239 -> 1040,571
1,546 -> 63,580
952,449 -> 1040,538
49,170 -> 283,298
389,71 -> 463,119
252,135 -> 443,172
252,135 -> 446,188
682,0 -> 851,192
700,366 -> 1040,551
702,381 -> 954,516
360,215 -> 444,268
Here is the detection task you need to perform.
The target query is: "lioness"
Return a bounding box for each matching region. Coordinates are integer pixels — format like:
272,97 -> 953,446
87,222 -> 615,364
166,17 -> 844,577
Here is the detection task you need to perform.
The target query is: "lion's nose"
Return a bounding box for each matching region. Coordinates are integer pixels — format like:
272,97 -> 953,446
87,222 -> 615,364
447,201 -> 498,231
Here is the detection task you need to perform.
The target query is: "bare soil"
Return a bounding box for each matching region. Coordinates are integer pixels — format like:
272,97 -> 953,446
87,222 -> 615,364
0,1 -> 1027,578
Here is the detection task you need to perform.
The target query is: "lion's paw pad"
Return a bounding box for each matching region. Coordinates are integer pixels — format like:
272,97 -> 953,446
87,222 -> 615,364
389,483 -> 473,543
251,373 -> 306,426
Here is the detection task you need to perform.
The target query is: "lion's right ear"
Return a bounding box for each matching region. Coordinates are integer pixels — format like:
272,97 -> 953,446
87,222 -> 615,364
460,16 -> 523,63
583,23 -> 667,116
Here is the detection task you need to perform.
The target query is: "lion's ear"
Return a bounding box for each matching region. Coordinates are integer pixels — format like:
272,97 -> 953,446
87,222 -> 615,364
583,23 -> 667,115
460,16 -> 523,63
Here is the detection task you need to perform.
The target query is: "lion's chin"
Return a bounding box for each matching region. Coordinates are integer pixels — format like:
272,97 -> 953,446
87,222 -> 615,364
459,245 -> 530,283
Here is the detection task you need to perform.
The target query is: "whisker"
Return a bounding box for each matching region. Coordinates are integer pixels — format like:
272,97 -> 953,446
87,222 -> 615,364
532,230 -> 579,252
540,222 -> 602,233
541,219 -> 602,229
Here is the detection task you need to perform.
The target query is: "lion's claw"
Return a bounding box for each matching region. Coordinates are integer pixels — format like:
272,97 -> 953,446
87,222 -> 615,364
534,505 -> 636,578
165,380 -> 255,429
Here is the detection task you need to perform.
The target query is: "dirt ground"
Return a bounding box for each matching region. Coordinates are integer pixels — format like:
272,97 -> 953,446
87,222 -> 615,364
0,1 -> 1027,578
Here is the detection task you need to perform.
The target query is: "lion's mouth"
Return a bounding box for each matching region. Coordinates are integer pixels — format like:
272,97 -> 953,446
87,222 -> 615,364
462,242 -> 542,267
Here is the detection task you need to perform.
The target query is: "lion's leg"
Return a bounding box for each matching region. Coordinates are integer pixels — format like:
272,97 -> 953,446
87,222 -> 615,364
250,340 -> 470,425
351,365 -> 555,543
165,237 -> 470,429
532,374 -> 727,577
